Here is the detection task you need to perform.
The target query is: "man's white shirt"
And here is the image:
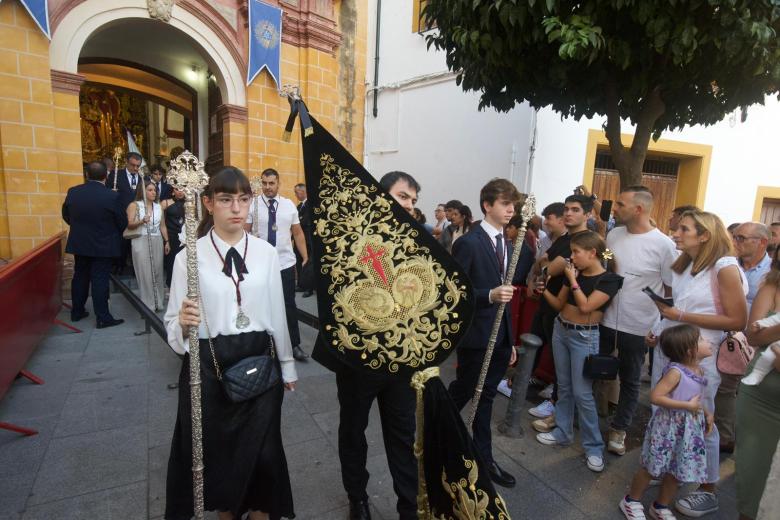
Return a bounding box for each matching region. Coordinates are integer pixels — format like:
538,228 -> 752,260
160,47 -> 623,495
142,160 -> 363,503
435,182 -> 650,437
247,194 -> 300,270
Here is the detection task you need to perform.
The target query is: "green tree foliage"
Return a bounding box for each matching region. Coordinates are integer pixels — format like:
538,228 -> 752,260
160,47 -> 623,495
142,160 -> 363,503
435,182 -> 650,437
423,0 -> 780,186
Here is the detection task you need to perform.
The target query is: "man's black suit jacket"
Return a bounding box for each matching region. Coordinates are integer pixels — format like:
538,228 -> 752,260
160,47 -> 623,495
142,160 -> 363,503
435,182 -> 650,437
106,168 -> 138,211
452,224 -> 534,351
297,200 -> 312,232
62,180 -> 128,258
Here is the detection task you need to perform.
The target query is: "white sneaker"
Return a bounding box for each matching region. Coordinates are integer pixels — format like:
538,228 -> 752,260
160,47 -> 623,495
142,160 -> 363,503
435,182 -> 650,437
649,504 -> 677,520
536,432 -> 560,446
586,455 -> 604,472
538,383 -> 554,399
529,400 -> 555,418
497,379 -> 512,398
619,497 -> 647,519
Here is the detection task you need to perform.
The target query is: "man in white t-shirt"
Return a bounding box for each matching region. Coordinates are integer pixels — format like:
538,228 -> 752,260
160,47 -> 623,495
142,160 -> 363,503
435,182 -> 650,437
246,168 -> 309,361
600,186 -> 678,456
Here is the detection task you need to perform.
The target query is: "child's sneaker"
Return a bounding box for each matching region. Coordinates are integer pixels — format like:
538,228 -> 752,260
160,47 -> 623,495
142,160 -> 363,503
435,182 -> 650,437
619,496 -> 646,519
529,399 -> 555,418
497,379 -> 512,397
649,503 -> 677,520
538,383 -> 554,399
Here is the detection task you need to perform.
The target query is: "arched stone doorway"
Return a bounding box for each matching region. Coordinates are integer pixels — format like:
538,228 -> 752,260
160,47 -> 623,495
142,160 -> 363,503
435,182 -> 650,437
49,0 -> 248,171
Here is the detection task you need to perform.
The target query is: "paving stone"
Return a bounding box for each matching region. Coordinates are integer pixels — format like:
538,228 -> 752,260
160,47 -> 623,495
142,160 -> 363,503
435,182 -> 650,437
148,444 -> 168,518
28,425 -> 147,505
0,416 -> 57,476
0,471 -> 35,515
54,383 -> 148,438
21,481 -> 147,520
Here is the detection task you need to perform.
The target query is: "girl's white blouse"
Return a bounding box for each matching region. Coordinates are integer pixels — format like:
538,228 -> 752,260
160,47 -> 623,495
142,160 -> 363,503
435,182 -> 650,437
164,232 -> 297,383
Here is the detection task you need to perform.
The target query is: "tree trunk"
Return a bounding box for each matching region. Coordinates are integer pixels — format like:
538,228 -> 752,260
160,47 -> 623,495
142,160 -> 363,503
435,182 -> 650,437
603,83 -> 666,189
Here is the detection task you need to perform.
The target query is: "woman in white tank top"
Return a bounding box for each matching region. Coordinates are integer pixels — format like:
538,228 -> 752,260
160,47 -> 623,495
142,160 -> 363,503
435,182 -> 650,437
126,180 -> 170,311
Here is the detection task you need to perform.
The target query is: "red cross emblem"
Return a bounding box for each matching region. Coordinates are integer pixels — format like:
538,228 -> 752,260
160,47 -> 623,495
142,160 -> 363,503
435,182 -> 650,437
360,245 -> 388,286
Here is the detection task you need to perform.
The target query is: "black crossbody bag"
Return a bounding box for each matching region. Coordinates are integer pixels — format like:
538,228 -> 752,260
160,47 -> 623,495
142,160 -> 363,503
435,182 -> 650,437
201,298 -> 281,403
582,276 -> 621,380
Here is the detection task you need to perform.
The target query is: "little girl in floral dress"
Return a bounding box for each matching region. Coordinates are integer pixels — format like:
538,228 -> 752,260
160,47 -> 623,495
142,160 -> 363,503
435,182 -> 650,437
619,324 -> 713,520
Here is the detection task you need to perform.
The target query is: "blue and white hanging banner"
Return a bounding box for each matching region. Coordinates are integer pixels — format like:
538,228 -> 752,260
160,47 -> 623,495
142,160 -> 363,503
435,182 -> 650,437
0,0 -> 51,39
247,0 -> 282,88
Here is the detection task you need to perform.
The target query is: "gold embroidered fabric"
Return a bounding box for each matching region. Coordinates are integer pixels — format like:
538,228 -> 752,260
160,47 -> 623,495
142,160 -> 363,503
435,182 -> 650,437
434,457 -> 511,520
316,154 -> 469,373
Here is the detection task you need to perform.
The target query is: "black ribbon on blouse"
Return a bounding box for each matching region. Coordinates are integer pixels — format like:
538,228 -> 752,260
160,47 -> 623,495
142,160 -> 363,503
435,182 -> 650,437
223,247 -> 249,281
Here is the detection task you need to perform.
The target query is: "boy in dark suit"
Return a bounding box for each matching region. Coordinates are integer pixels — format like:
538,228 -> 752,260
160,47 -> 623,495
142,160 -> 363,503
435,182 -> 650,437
448,178 -> 534,488
62,161 -> 128,328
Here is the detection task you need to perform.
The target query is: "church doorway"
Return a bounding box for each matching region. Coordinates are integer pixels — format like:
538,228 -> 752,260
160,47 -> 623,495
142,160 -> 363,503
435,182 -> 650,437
74,17 -> 226,173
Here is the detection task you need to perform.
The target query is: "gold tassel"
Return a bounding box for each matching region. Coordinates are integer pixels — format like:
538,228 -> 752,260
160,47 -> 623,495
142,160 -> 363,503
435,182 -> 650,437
411,367 -> 439,520
282,130 -> 292,142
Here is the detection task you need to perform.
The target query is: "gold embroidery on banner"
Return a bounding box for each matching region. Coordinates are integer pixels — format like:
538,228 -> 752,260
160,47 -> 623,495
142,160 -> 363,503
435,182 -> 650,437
315,153 -> 467,372
434,457 -> 511,520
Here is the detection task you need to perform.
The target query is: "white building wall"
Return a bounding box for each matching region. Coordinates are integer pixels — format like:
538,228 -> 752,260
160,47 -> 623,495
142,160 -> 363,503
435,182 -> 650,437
365,1 -> 780,225
364,0 -> 533,219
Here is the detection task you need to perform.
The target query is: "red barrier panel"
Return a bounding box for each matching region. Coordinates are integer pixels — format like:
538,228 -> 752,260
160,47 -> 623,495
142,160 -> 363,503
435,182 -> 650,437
0,233 -> 64,403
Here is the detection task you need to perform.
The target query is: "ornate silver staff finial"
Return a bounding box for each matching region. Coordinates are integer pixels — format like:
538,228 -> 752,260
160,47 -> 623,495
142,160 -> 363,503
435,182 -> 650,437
168,149 -> 208,520
168,150 -> 208,196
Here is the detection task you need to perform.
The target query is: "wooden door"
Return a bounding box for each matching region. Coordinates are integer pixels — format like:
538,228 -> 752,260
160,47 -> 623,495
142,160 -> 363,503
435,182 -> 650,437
592,170 -> 677,234
760,198 -> 780,225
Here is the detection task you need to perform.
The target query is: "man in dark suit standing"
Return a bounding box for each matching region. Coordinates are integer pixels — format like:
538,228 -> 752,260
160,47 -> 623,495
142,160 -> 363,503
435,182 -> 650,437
294,182 -> 314,297
62,161 -> 127,328
106,151 -> 143,273
448,178 -> 534,489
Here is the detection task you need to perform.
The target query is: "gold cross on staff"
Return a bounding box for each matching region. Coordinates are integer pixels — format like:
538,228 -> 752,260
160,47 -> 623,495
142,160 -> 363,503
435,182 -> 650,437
167,150 -> 209,195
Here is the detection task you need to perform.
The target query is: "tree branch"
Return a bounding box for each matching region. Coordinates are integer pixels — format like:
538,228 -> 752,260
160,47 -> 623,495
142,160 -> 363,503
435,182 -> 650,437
604,80 -> 631,175
629,86 -> 666,175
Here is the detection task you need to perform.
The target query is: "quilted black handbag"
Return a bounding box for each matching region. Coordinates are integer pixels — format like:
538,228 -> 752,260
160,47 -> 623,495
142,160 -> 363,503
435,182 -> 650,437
583,354 -> 620,380
207,332 -> 281,403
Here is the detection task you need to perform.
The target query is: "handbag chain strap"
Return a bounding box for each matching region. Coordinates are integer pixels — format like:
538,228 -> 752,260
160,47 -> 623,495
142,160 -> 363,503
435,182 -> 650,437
196,278 -> 223,381
195,276 -> 274,383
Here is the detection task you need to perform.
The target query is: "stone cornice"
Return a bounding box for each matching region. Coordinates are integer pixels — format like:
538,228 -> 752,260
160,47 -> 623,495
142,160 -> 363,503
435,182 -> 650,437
216,103 -> 248,124
279,1 -> 342,54
50,69 -> 86,94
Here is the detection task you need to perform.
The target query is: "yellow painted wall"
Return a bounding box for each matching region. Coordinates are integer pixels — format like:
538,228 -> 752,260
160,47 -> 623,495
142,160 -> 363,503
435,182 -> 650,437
244,31 -> 367,200
0,0 -> 368,259
0,1 -> 81,259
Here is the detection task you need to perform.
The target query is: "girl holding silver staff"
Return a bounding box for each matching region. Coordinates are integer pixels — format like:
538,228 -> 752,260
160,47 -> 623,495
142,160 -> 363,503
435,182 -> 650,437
164,165 -> 297,520
127,179 -> 169,311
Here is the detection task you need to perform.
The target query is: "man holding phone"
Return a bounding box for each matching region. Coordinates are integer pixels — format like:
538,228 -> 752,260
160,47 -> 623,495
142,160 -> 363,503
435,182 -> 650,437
600,186 -> 678,455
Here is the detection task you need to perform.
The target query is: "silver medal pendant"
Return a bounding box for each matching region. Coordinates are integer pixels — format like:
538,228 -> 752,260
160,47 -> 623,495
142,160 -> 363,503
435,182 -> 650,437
272,224 -> 278,231
236,308 -> 250,329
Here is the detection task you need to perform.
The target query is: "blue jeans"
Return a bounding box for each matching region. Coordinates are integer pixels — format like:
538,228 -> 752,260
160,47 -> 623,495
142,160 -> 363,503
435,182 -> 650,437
551,319 -> 604,457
